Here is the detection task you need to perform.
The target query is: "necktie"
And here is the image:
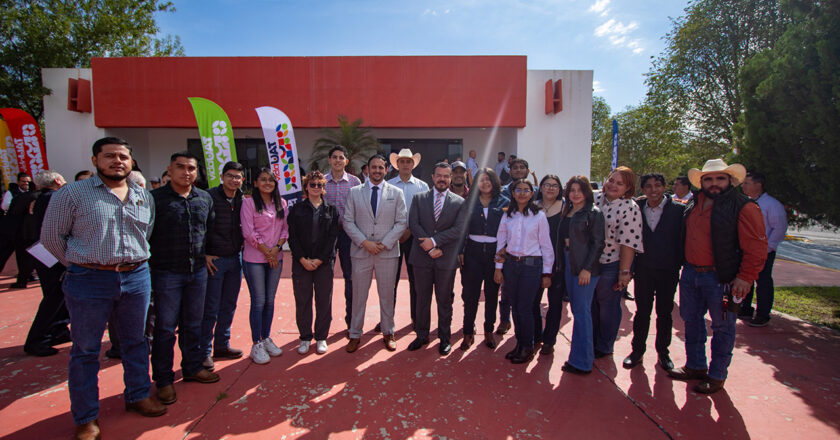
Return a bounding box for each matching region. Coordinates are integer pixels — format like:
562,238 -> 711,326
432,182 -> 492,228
371,185 -> 379,216
434,191 -> 444,222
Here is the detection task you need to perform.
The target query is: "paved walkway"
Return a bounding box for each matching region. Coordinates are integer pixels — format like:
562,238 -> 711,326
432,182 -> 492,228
0,257 -> 838,439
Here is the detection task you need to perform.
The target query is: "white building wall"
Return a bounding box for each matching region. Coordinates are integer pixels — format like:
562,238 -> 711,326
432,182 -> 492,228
41,68 -> 104,180
516,70 -> 593,183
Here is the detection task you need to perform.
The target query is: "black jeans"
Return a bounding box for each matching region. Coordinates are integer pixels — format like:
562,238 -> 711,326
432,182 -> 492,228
631,265 -> 679,355
461,240 -> 500,334
15,240 -> 37,284
394,236 -> 417,325
539,272 -> 566,347
25,263 -> 69,348
292,260 -> 334,341
741,251 -> 776,319
336,229 -> 353,328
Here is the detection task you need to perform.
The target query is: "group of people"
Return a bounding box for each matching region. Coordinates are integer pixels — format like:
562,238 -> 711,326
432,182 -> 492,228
14,136 -> 787,440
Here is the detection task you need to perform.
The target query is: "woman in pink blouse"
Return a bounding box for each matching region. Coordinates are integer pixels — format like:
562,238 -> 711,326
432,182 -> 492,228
241,168 -> 289,364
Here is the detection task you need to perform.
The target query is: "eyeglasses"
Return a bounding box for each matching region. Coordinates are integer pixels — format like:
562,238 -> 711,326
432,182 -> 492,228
514,188 -> 533,195
223,173 -> 243,180
308,183 -> 325,188
542,183 -> 561,189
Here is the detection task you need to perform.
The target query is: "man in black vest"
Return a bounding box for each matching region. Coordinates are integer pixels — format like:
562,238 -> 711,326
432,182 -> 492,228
623,173 -> 684,371
668,159 -> 767,394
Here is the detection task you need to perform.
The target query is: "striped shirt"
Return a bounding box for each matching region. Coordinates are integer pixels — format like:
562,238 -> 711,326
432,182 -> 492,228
41,175 -> 154,267
325,171 -> 362,224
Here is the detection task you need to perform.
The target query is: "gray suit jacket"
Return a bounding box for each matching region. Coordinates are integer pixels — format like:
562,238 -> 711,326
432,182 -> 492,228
342,181 -> 407,259
408,189 -> 466,270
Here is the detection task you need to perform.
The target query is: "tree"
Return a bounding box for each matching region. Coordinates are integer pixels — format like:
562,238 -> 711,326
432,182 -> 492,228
590,96 -> 613,182
0,0 -> 184,122
308,115 -> 379,175
738,0 -> 840,226
645,0 -> 787,157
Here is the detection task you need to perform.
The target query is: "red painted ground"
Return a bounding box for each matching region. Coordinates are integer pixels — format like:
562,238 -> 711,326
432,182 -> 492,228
0,256 -> 838,439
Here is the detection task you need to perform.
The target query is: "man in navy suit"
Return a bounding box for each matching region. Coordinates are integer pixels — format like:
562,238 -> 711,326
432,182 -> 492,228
406,162 -> 467,355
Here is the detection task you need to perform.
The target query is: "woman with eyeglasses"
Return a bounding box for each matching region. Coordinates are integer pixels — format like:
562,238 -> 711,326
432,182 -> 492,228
593,166 -> 644,359
459,168 -> 509,350
557,176 -> 605,374
241,168 -> 289,364
494,179 -> 554,364
288,171 -> 339,355
535,174 -> 566,355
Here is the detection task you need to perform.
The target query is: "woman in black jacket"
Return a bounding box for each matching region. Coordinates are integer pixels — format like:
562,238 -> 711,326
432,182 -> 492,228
556,176 -> 606,375
288,171 -> 340,355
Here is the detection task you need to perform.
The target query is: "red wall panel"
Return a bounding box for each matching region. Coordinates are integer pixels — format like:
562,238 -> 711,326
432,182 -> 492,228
91,56 -> 527,128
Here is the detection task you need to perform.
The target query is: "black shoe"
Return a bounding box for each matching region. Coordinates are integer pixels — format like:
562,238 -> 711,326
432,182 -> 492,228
748,316 -> 770,327
213,347 -> 244,359
407,338 -> 429,351
505,343 -> 521,360
622,351 -> 643,369
438,340 -> 452,355
24,344 -> 58,357
658,353 -> 674,371
105,347 -> 121,359
561,361 -> 591,375
511,347 -> 535,364
594,350 -> 612,359
539,345 -> 554,355
494,321 -> 511,335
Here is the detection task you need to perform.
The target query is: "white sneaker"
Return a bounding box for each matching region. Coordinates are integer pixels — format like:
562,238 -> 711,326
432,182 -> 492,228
316,340 -> 328,354
298,340 -> 311,355
250,342 -> 270,364
262,337 -> 283,357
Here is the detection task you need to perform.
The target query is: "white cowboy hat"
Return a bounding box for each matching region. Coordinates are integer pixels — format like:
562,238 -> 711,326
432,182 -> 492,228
688,158 -> 747,188
389,148 -> 421,170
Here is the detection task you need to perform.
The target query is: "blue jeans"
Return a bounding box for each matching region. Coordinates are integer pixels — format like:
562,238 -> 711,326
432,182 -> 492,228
502,257 -> 542,348
63,263 -> 152,425
592,260 -> 621,354
200,255 -> 242,357
151,269 -> 208,387
243,260 -> 283,343
565,252 -> 600,371
679,265 -> 738,380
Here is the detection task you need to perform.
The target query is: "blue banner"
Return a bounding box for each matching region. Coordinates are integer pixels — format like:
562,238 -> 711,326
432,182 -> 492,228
611,119 -> 619,171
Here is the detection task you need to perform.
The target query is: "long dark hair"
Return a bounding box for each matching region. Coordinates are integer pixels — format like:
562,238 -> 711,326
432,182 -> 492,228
560,175 -> 594,218
473,168 -> 501,199
505,179 -> 540,217
253,168 -> 285,218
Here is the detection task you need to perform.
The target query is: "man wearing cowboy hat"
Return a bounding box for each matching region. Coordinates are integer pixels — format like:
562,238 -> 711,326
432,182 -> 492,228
668,159 -> 767,394
387,148 -> 429,329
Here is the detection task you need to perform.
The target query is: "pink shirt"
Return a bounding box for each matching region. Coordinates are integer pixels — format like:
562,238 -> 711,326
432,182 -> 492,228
240,196 -> 289,263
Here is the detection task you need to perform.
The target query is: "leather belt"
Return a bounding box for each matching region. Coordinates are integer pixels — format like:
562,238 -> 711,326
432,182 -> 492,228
77,260 -> 147,272
689,264 -> 716,272
508,255 -> 542,264
467,239 -> 497,253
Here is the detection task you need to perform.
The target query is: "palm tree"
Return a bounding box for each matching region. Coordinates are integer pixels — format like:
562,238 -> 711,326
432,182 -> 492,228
309,115 -> 379,175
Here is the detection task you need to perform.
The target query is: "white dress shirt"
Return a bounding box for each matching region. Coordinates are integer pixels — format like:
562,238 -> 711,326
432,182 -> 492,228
643,199 -> 664,231
495,210 -> 554,273
368,180 -> 384,211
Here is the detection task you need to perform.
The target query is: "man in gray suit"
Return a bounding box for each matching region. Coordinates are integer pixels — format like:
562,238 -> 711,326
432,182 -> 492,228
343,154 -> 408,353
407,162 -> 467,355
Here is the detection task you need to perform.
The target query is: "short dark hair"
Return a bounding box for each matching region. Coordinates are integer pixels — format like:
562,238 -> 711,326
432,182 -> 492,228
674,176 -> 690,186
162,170 -> 169,178
433,162 -> 451,172
498,152 -> 506,157
222,161 -> 245,175
510,158 -> 529,170
746,171 -> 766,189
92,137 -> 131,156
329,145 -> 348,159
368,153 -> 388,166
74,170 -> 94,181
640,173 -> 666,188
170,151 -> 199,163
361,164 -> 368,171
509,154 -> 518,160
16,172 -> 30,180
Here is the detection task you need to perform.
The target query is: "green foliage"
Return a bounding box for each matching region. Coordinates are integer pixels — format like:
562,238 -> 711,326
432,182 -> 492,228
774,286 -> 840,330
309,115 -> 379,175
590,96 -> 612,182
738,0 -> 840,226
645,0 -> 787,157
0,0 -> 184,121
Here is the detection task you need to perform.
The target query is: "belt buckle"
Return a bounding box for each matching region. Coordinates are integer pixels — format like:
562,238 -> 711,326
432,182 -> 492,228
114,262 -> 124,272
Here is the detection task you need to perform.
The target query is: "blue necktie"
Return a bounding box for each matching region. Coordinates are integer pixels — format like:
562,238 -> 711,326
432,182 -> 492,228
371,185 -> 379,216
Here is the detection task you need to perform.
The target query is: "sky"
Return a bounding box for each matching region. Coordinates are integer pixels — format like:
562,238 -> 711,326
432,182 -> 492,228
156,0 -> 691,113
